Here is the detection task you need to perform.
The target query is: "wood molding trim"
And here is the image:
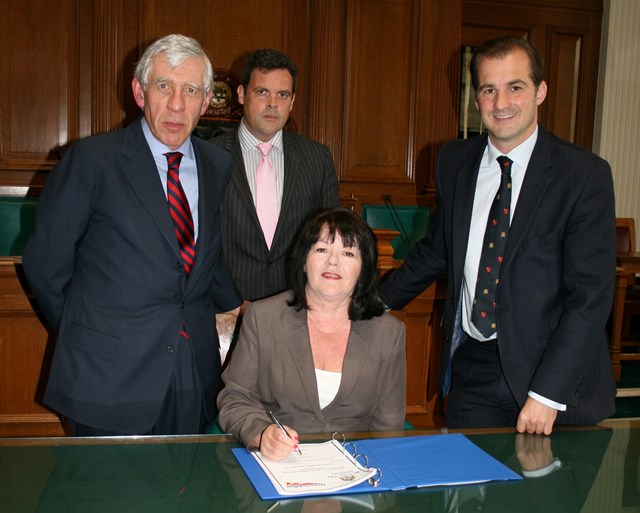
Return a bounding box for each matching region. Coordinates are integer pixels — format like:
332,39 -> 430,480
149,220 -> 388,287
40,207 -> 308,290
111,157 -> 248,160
305,0 -> 347,179
92,0 -> 126,135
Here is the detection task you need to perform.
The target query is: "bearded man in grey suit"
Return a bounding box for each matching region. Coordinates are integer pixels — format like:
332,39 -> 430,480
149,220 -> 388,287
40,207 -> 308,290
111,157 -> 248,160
211,49 -> 340,302
23,34 -> 242,436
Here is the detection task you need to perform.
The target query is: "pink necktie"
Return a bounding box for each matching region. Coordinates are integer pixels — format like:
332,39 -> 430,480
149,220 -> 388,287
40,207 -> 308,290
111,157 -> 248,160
256,142 -> 278,249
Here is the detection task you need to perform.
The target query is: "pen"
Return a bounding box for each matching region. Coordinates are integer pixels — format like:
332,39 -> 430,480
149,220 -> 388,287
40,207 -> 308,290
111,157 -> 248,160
268,411 -> 302,455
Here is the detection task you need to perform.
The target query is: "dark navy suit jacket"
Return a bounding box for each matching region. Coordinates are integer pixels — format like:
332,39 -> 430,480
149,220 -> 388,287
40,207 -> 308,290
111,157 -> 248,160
381,126 -> 617,424
23,118 -> 242,432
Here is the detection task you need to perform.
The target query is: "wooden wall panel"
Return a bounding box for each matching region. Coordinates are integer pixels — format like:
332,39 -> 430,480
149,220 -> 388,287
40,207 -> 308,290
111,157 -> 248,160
413,1 -> 462,195
305,0 -> 347,173
338,0 -> 460,199
0,0 -> 462,196
144,0 -> 278,64
0,0 -> 79,170
378,245 -> 446,429
545,33 -> 582,144
343,0 -> 417,182
0,259 -> 64,437
92,0 -> 142,135
391,283 -> 446,428
543,24 -> 602,150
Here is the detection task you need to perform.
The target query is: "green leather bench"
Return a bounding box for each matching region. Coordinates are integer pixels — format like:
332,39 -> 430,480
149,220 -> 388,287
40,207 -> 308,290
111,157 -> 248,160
0,196 -> 38,256
361,204 -> 430,260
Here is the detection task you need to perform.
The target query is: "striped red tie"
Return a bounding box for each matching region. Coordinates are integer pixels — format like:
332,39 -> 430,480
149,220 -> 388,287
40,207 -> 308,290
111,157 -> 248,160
165,152 -> 196,275
165,152 -> 195,339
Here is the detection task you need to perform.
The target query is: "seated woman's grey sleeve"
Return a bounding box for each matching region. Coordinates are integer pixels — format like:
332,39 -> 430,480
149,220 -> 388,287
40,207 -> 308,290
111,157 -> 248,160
369,316 -> 407,430
217,305 -> 271,446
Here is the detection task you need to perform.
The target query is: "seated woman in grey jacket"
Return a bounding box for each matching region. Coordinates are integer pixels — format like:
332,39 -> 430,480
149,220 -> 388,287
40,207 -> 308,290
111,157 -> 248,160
217,207 -> 406,460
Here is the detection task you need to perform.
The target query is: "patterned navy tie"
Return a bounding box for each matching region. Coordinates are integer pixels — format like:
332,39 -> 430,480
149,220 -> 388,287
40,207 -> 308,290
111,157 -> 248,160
471,155 -> 512,337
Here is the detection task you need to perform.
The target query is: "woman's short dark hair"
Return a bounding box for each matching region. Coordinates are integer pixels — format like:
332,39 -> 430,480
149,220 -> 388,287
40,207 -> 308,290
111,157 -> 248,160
470,36 -> 544,92
288,208 -> 385,320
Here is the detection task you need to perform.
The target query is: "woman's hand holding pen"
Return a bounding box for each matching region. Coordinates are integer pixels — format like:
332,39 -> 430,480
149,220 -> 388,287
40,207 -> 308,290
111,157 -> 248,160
257,423 -> 301,461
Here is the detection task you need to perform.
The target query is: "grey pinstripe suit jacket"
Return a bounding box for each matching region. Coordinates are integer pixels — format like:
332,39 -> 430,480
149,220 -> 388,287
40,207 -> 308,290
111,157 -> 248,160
211,127 -> 340,301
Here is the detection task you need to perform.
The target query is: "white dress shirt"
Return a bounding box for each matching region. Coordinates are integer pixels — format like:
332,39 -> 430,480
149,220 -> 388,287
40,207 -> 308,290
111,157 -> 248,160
461,130 -> 535,341
460,128 -> 566,411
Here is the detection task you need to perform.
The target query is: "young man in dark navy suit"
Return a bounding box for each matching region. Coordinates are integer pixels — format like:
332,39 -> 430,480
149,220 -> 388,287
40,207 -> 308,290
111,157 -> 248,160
381,36 -> 616,434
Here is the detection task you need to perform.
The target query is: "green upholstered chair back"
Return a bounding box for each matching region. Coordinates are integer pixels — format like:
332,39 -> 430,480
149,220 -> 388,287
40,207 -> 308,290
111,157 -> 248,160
361,204 -> 430,260
0,196 -> 38,256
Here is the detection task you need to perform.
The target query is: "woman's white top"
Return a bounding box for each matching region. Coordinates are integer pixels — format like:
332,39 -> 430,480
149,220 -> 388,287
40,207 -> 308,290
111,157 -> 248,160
315,368 -> 342,409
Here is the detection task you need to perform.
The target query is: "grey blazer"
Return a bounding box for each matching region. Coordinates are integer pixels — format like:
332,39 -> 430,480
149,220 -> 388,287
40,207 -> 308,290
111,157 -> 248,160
211,128 -> 340,300
217,292 -> 407,446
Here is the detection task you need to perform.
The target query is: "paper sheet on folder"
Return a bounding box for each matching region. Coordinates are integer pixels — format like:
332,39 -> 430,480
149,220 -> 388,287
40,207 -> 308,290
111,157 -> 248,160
232,433 -> 522,500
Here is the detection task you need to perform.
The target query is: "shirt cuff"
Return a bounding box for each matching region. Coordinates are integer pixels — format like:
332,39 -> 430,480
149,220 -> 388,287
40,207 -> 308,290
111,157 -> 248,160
528,391 -> 567,411
522,458 -> 562,478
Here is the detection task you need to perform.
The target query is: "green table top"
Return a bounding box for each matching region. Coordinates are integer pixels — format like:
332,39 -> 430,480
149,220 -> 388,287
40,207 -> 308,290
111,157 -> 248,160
1,418 -> 638,512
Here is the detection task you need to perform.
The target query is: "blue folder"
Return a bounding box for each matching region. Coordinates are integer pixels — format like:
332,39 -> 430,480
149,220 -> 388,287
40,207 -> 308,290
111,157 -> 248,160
232,433 -> 522,500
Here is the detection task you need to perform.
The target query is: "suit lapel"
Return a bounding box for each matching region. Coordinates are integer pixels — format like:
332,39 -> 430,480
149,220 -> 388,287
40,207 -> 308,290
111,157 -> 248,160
336,321 -> 369,403
275,132 -> 302,250
283,307 -> 323,413
280,132 -> 298,217
502,128 -> 553,270
226,131 -> 260,223
120,121 -> 180,261
451,136 -> 487,293
189,140 -> 214,282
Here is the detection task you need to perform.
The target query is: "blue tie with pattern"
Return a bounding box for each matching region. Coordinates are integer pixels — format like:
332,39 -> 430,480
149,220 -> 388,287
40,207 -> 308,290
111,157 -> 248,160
471,155 -> 512,337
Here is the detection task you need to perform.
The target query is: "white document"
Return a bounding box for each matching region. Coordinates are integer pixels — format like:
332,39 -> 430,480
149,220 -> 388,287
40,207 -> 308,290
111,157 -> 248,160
251,439 -> 378,496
